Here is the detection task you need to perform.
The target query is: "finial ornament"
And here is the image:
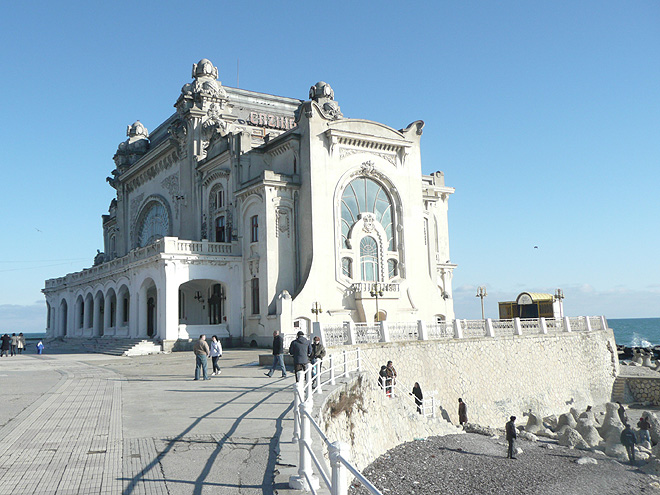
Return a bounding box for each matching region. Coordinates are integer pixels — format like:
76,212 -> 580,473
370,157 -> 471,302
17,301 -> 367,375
308,81 -> 343,120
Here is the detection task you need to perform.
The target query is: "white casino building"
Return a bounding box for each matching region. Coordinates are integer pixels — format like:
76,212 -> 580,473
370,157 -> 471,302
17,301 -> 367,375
43,59 -> 456,349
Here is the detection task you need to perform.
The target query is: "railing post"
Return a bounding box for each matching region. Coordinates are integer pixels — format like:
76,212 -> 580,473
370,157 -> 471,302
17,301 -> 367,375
329,441 -> 350,495
346,321 -> 356,345
485,318 -> 494,337
289,400 -> 320,491
513,317 -> 523,336
329,355 -> 336,385
314,360 -> 323,395
418,320 -> 428,341
356,347 -> 362,372
563,316 -> 572,332
292,378 -> 302,444
343,349 -> 349,379
380,321 -> 390,342
540,317 -> 548,334
431,395 -> 436,418
453,319 -> 463,339
601,316 -> 607,330
584,316 -> 592,332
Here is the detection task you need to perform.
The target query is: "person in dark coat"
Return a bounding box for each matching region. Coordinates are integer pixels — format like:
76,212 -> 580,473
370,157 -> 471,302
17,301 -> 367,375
384,361 -> 397,398
505,416 -> 517,459
265,330 -> 287,378
458,398 -> 468,425
620,423 -> 637,463
378,365 -> 387,391
310,336 -> 326,387
288,331 -> 312,382
411,383 -> 423,414
0,334 -> 11,357
617,402 -> 628,425
638,416 -> 651,444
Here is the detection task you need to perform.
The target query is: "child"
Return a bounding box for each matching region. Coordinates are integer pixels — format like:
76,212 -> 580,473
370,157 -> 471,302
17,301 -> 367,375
36,340 -> 44,355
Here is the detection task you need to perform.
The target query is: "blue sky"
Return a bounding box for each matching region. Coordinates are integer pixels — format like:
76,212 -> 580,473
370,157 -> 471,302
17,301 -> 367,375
1,1 -> 658,332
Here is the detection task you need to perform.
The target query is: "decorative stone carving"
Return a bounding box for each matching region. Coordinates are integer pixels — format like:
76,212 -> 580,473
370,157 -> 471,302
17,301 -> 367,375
112,121 -> 150,170
361,213 -> 375,233
309,81 -> 343,120
339,148 -> 396,166
176,58 -> 228,115
276,207 -> 290,238
125,151 -> 178,193
202,103 -> 228,152
161,173 -> 180,218
168,119 -> 188,159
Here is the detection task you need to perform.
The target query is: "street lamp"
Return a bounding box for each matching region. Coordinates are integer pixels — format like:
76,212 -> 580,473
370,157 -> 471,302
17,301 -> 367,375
370,283 -> 384,322
554,289 -> 564,318
311,301 -> 323,322
476,286 -> 487,320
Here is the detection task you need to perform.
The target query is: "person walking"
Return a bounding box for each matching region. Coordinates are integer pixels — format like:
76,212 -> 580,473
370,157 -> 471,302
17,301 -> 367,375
411,383 -> 423,414
384,361 -> 397,398
36,340 -> 44,355
288,331 -> 312,382
458,398 -> 468,425
617,402 -> 628,425
506,416 -> 517,459
620,422 -> 637,464
265,330 -> 287,378
10,333 -> 18,356
310,336 -> 326,386
17,333 -> 25,354
1,334 -> 11,357
209,335 -> 223,376
193,334 -> 211,381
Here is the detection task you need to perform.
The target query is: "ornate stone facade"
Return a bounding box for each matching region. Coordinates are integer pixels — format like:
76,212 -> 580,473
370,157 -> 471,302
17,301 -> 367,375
43,58 -> 455,347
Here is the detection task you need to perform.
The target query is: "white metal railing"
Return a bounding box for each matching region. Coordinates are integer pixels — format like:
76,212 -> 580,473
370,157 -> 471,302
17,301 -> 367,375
462,319 -> 487,338
289,347 -> 439,494
319,316 -> 606,348
289,349 -> 384,494
519,318 -> 540,335
426,321 -> 453,339
388,322 -> 418,341
492,319 -> 515,336
323,324 -> 348,347
354,324 -> 381,344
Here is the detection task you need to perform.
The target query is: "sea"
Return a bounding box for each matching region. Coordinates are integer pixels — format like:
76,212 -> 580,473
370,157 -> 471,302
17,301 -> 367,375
608,318 -> 660,347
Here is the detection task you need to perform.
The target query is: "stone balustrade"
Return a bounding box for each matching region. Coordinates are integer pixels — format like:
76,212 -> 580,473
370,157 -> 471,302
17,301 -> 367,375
316,316 -> 608,348
44,236 -> 235,290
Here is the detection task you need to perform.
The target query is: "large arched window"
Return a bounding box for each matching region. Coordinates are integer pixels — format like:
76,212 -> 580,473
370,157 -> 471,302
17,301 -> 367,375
360,236 -> 378,281
341,177 -> 393,250
137,201 -> 170,248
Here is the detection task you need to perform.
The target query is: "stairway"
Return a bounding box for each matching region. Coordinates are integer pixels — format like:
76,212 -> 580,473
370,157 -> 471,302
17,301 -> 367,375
49,338 -> 162,356
611,376 -> 627,402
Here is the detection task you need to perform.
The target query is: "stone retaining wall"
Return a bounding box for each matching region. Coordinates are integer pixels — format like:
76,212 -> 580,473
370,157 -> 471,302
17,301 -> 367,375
627,377 -> 660,405
333,328 -> 618,428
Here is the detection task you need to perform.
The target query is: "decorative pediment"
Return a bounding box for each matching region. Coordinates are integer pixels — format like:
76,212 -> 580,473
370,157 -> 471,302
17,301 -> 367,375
325,128 -> 412,167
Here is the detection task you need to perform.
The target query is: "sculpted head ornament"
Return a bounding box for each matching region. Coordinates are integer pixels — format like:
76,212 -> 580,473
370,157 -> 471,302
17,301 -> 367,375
308,81 -> 343,120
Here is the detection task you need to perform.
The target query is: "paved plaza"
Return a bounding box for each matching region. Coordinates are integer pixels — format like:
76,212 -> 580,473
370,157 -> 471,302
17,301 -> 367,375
0,348 -> 293,494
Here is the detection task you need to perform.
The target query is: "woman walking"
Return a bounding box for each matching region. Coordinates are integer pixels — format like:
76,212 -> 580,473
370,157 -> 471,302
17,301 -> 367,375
17,333 -> 25,354
209,335 -> 223,376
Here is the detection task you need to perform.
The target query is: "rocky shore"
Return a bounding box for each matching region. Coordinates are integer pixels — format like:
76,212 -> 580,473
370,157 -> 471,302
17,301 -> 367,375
349,433 -> 653,495
350,402 -> 660,494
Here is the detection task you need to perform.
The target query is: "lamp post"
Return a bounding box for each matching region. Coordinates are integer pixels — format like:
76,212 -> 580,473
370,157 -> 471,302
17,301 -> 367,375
554,289 -> 564,318
476,286 -> 487,320
311,302 -> 323,322
370,283 -> 384,322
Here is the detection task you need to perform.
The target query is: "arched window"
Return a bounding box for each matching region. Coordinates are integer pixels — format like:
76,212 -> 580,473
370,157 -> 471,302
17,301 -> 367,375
341,177 -> 394,250
215,216 -> 226,242
137,201 -> 170,248
360,237 -> 378,281
341,257 -> 352,278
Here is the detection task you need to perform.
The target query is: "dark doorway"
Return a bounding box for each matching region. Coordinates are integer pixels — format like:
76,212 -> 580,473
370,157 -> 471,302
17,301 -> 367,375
147,297 -> 156,337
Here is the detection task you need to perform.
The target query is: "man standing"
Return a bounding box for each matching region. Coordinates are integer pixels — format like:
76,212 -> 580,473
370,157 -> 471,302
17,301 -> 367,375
193,334 -> 211,380
10,333 -> 18,356
506,416 -> 517,459
384,361 -> 397,397
638,416 -> 652,445
310,336 -> 326,386
265,330 -> 287,378
288,331 -> 312,382
620,423 -> 637,464
458,398 -> 468,425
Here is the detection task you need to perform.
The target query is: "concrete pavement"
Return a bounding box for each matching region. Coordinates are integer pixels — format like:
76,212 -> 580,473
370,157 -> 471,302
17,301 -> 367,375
0,349 -> 294,494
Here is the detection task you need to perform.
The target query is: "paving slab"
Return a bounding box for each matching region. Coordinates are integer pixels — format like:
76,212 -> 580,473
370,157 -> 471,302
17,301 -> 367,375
0,349 -> 295,494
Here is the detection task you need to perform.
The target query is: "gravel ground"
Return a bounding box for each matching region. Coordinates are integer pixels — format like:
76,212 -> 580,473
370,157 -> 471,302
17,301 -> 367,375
349,433 -> 657,495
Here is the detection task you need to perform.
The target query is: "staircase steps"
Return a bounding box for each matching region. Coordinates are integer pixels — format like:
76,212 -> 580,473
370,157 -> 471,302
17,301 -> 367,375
611,376 -> 627,402
55,338 -> 162,356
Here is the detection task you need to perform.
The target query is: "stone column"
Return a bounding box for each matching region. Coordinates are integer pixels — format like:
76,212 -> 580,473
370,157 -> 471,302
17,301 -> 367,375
162,262 -> 180,341
513,318 -> 523,336
485,318 -> 495,337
